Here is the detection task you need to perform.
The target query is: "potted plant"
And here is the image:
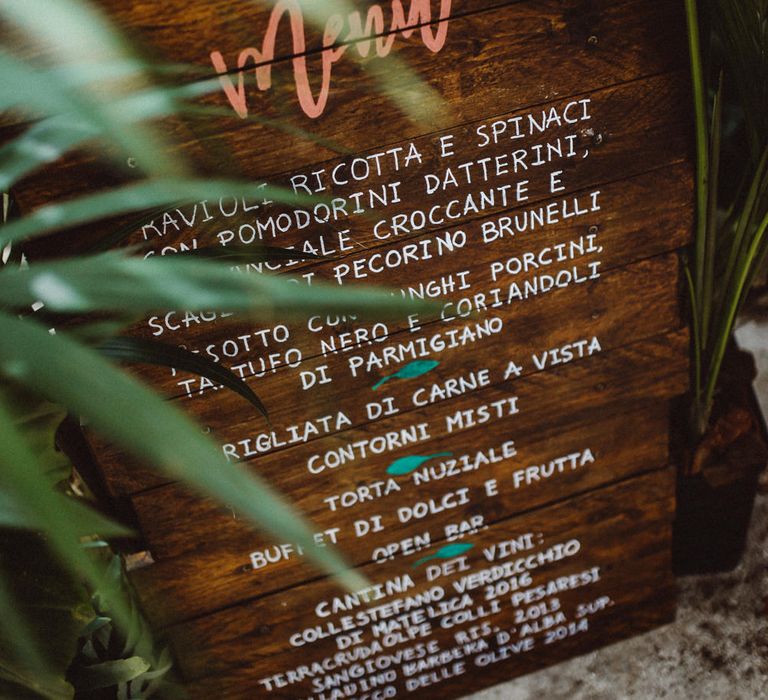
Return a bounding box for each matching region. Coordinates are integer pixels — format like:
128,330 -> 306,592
674,0 -> 768,574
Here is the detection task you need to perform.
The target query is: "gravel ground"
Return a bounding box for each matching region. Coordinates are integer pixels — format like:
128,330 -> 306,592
467,321 -> 768,700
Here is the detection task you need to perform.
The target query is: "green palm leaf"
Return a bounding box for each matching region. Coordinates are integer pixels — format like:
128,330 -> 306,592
0,312 -> 367,594
0,252 -> 426,318
0,179 -> 310,248
0,0 -> 185,179
0,393 -> 132,662
97,337 -> 268,419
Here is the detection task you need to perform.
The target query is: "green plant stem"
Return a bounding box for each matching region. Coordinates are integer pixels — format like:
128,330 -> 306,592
684,262 -> 704,433
700,72 -> 723,347
721,146 -> 768,306
685,0 -> 710,312
703,209 -> 768,424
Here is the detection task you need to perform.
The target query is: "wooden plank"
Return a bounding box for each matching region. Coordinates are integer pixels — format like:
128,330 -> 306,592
126,327 -> 688,625
5,1 -> 519,79
87,253 -> 686,495
18,66 -> 690,288
153,468 -> 674,687
97,1 -> 519,74
11,0 -> 687,210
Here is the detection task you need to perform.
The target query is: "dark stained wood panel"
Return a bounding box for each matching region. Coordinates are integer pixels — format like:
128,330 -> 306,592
127,404 -> 672,627
191,580 -> 675,699
87,254 -> 687,497
134,402 -> 671,562
125,327 -> 688,626
5,0 -> 694,693
155,468 -> 674,690
98,1 -> 519,72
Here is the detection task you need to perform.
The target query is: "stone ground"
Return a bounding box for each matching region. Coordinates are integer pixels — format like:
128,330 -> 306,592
467,320 -> 768,700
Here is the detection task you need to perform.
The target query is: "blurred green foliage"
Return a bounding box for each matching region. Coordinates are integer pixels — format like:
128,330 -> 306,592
0,0 -> 438,695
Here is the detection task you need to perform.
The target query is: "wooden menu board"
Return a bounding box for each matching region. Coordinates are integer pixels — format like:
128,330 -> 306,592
12,1 -> 694,697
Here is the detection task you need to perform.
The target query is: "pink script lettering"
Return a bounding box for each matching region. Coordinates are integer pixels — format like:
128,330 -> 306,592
210,0 -> 453,119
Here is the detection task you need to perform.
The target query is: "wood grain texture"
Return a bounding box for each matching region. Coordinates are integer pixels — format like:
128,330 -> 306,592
4,1 -> 516,79
126,403 -> 672,627
118,159 -> 693,399
11,0 -> 687,210
96,1 -> 520,72
87,252 -> 686,496
155,468 -> 674,686
188,576 -> 675,699
6,0 -> 693,692
126,327 -> 688,626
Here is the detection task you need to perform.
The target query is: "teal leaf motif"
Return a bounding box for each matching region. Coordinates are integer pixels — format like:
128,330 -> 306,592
372,360 -> 439,390
386,452 -> 453,476
413,543 -> 474,567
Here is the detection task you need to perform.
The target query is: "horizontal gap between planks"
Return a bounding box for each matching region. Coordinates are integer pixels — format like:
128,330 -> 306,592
187,0 -> 529,83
